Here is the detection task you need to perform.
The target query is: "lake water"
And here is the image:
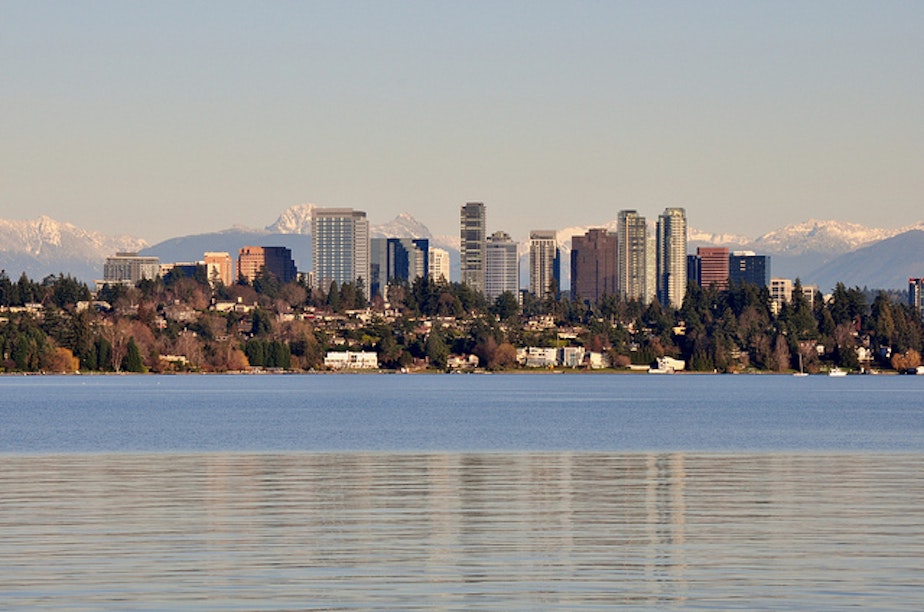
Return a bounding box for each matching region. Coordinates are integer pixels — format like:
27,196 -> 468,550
1,374 -> 923,609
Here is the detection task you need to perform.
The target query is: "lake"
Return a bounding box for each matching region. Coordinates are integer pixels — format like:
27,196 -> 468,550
1,374 -> 922,609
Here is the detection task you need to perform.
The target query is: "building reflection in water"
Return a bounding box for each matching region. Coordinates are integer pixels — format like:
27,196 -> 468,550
2,452 -> 921,609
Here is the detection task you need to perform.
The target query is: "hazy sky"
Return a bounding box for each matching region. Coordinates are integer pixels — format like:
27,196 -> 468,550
2,1 -> 922,243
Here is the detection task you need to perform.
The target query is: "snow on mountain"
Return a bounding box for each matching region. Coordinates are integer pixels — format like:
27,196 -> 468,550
688,227 -> 751,247
371,212 -> 434,240
0,216 -> 146,257
266,203 -> 317,234
0,216 -> 147,280
750,219 -> 914,255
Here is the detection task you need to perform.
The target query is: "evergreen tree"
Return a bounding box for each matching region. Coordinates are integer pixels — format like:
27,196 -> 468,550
425,331 -> 449,369
124,338 -> 146,372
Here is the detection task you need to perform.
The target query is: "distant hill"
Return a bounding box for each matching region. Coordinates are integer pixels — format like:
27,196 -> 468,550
802,230 -> 924,291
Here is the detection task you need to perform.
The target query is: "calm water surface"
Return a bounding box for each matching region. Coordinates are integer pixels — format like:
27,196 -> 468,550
1,374 -> 922,609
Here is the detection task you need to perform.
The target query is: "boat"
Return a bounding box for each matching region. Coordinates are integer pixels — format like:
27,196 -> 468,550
793,354 -> 808,377
828,367 -> 847,377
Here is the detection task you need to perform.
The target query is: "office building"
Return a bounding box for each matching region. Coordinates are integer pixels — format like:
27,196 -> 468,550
729,251 -> 770,287
616,210 -> 648,300
529,230 -> 560,299
429,247 -> 450,283
102,252 -> 160,286
570,228 -> 617,305
646,235 -> 657,303
910,278 -> 924,317
485,231 -> 518,300
770,278 -> 819,314
311,208 -> 370,291
237,246 -> 297,284
369,238 -> 429,298
687,254 -> 701,286
656,207 -> 687,308
204,252 -> 234,286
697,247 -> 729,290
460,202 -> 486,294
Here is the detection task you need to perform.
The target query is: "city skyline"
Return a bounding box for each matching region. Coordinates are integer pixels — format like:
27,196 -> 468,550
2,2 -> 922,244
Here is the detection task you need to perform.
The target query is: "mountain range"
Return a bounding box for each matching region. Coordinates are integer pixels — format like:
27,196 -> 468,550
1,206 -> 922,292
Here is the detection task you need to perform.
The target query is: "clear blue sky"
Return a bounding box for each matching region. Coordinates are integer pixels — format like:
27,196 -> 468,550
2,1 -> 922,242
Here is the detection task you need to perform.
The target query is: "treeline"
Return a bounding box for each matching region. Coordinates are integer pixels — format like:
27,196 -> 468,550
0,268 -> 922,374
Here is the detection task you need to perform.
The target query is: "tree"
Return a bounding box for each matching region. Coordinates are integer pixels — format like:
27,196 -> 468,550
491,291 -> 520,322
425,331 -> 449,369
326,281 -> 341,312
124,338 -> 146,372
48,347 -> 80,373
891,349 -> 921,372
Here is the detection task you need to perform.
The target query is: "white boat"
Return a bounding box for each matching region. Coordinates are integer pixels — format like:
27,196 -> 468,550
828,367 -> 847,377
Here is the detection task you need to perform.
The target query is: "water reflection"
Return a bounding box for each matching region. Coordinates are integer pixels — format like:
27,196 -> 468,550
1,453 -> 922,609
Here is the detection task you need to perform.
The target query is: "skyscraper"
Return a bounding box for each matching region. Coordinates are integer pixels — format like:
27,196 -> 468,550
910,278 -> 924,318
485,231 -> 518,300
369,238 -> 429,299
311,208 -> 370,292
529,230 -> 560,299
369,238 -> 389,299
697,247 -> 729,290
570,228 -> 617,305
460,202 -> 486,294
656,207 -> 687,308
729,251 -> 770,287
616,210 -> 648,301
429,247 -> 450,283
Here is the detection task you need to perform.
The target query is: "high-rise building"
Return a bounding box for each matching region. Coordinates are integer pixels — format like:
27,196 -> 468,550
460,202 -> 486,294
311,208 -> 370,292
616,210 -> 648,301
656,207 -> 687,308
370,238 -> 429,298
697,247 -> 729,290
102,252 -> 160,286
646,234 -> 657,303
237,246 -> 297,284
687,254 -> 701,286
204,252 -> 233,287
429,247 -> 450,283
729,251 -> 770,287
485,231 -> 518,300
369,238 -> 389,299
910,278 -> 924,317
770,277 -> 818,314
570,229 -> 617,305
529,230 -> 560,299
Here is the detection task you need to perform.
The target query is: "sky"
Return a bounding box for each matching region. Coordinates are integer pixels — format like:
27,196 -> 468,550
2,1 -> 922,244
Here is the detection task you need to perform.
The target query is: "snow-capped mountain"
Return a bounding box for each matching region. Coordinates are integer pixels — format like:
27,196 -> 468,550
0,216 -> 147,281
371,212 -> 434,240
687,228 -> 751,248
266,203 -> 317,234
750,219 -> 914,256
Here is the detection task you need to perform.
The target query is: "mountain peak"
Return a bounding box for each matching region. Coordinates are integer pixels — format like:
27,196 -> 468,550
372,212 -> 434,239
266,203 -> 318,234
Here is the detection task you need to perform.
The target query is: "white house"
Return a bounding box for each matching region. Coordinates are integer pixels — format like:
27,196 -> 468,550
526,347 -> 559,368
324,351 -> 379,370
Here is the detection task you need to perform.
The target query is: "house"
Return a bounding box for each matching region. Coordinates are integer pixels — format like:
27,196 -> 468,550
526,347 -> 559,368
561,347 -> 586,368
323,351 -> 379,370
